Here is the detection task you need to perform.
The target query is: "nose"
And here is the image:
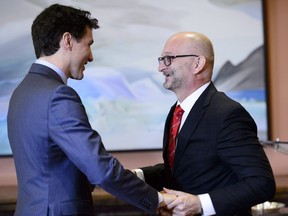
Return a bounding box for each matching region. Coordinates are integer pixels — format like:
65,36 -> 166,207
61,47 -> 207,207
88,50 -> 93,62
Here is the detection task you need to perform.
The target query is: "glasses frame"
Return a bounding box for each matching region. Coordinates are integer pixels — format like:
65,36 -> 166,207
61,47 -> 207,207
158,54 -> 199,66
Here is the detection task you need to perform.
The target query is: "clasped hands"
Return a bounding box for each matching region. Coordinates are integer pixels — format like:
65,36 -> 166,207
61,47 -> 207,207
159,188 -> 202,216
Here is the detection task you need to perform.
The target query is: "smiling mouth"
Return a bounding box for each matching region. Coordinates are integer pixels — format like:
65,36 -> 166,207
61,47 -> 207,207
83,62 -> 88,71
164,73 -> 173,80
163,71 -> 171,77
164,74 -> 173,83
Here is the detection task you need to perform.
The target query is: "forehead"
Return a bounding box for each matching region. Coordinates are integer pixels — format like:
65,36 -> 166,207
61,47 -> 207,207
163,37 -> 192,54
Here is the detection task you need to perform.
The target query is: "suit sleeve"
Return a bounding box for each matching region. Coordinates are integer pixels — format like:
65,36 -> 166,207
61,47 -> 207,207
209,103 -> 276,215
141,163 -> 167,191
48,85 -> 159,214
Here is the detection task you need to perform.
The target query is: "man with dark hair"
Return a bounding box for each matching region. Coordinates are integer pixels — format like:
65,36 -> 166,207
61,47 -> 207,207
7,4 -> 175,215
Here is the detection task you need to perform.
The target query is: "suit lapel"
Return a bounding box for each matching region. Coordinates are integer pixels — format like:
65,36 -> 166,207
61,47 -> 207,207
172,83 -> 217,172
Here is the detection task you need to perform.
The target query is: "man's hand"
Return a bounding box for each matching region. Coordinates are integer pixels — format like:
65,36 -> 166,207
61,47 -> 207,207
158,192 -> 177,216
163,188 -> 202,216
160,192 -> 178,207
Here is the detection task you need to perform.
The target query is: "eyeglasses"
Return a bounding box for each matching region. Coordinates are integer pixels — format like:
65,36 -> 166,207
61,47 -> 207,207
158,54 -> 199,66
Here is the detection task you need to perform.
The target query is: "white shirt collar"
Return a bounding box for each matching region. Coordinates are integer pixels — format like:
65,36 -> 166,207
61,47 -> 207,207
35,59 -> 68,85
178,82 -> 210,113
178,82 -> 210,129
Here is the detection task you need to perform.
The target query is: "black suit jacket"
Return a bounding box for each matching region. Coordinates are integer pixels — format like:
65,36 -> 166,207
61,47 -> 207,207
142,83 -> 275,216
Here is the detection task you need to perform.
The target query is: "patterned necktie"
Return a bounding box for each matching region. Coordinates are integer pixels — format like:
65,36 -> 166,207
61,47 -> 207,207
167,105 -> 184,169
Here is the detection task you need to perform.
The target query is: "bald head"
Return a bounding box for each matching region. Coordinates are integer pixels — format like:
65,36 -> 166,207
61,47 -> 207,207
165,32 -> 214,74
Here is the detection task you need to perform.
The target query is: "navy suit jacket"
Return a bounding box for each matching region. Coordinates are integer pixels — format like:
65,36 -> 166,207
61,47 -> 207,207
8,63 -> 158,215
142,83 -> 275,216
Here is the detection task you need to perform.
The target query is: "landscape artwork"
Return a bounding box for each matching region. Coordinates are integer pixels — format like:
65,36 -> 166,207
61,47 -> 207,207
0,0 -> 267,154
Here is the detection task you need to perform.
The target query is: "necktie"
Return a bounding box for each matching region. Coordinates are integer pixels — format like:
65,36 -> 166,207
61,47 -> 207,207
167,105 -> 184,169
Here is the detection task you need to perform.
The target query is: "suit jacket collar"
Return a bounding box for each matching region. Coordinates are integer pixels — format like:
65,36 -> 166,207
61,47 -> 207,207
28,63 -> 65,85
164,82 -> 217,172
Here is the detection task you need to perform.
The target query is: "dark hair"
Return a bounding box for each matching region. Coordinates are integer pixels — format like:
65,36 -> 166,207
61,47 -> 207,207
31,4 -> 99,58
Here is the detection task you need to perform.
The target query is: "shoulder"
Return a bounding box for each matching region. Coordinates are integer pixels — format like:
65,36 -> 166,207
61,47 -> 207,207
49,85 -> 83,109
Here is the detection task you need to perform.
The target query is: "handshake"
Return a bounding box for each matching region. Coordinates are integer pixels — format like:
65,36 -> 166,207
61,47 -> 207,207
158,188 -> 203,216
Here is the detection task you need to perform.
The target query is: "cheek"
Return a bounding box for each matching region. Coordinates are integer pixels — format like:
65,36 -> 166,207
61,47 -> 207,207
73,55 -> 85,68
70,62 -> 82,76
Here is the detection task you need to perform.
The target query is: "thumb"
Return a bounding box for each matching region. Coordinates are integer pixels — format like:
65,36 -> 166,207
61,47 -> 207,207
163,187 -> 186,196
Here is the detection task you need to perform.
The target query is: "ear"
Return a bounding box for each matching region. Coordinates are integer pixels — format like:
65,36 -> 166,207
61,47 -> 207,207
62,32 -> 73,51
193,56 -> 206,74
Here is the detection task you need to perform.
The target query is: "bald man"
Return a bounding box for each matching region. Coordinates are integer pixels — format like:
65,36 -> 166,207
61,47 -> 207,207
134,32 -> 275,216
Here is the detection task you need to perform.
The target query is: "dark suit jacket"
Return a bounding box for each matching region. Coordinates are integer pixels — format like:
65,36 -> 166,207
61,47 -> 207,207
142,83 -> 275,216
8,63 -> 158,216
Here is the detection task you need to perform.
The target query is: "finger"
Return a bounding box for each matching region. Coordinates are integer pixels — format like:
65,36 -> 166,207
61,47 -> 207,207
166,198 -> 180,210
171,208 -> 181,216
158,207 -> 172,216
163,187 -> 184,196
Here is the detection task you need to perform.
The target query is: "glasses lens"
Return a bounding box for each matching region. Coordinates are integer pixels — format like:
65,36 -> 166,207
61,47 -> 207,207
164,56 -> 171,66
158,56 -> 172,66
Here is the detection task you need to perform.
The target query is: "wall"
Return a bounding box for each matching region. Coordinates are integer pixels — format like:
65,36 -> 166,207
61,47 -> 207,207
265,0 -> 288,141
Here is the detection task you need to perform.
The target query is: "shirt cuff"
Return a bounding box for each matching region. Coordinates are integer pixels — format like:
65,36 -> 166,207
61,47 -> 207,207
132,168 -> 145,181
158,192 -> 163,206
198,193 -> 216,216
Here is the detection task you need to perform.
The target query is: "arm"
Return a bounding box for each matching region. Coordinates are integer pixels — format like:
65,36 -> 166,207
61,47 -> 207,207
140,163 -> 167,191
48,85 -> 161,214
209,104 -> 275,215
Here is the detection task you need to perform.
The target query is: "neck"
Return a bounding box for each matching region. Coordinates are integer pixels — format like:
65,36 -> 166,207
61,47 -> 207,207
175,81 -> 210,103
39,56 -> 69,77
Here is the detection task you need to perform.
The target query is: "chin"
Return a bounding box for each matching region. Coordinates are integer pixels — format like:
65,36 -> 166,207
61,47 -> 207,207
72,71 -> 84,80
77,75 -> 84,80
163,83 -> 170,90
71,75 -> 83,80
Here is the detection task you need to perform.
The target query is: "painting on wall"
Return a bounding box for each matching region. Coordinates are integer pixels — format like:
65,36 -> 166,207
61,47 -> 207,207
0,0 -> 267,155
